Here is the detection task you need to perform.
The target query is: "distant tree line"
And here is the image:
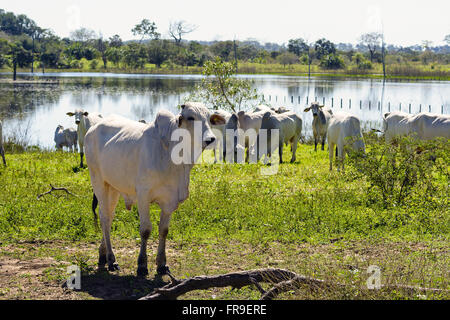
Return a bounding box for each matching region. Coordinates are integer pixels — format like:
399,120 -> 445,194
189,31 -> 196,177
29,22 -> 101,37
1,9 -> 449,80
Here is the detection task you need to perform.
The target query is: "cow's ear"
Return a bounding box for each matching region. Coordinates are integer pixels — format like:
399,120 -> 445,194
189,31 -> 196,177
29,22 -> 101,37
67,112 -> 75,117
180,105 -> 186,110
384,113 -> 390,119
83,112 -> 89,117
319,105 -> 324,108
303,107 -> 311,112
210,114 -> 226,126
178,115 -> 184,127
237,111 -> 245,118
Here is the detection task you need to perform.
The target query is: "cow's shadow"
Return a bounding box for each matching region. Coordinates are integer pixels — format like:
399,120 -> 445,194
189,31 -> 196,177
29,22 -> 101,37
77,271 -> 167,300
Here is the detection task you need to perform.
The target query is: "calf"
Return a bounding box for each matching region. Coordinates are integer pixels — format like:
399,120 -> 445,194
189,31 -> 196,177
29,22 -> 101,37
67,109 -> 103,167
327,112 -> 365,171
0,120 -> 5,166
256,111 -> 303,163
304,102 -> 333,151
84,102 -> 225,276
54,125 -> 78,152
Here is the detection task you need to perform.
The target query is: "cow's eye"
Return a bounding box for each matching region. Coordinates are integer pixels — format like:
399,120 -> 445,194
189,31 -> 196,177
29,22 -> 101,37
187,117 -> 195,121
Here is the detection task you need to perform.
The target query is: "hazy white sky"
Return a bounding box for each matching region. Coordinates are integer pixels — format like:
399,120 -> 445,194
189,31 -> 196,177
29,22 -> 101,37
2,0 -> 449,46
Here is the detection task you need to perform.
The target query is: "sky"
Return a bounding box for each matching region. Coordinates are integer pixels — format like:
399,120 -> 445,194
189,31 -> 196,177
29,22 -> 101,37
2,0 -> 449,46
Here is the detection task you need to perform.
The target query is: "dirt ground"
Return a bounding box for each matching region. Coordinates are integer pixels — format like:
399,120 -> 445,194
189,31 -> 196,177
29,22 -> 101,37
0,239 -> 448,300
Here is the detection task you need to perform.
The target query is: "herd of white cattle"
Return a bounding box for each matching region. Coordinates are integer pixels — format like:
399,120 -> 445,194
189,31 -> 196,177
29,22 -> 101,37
1,102 -> 448,276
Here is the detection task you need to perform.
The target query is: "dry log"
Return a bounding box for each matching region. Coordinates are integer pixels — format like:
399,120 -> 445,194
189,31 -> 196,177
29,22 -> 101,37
37,184 -> 77,200
139,268 -> 449,301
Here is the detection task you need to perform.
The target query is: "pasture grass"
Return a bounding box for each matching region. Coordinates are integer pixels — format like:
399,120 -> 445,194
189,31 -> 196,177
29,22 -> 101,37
0,145 -> 448,300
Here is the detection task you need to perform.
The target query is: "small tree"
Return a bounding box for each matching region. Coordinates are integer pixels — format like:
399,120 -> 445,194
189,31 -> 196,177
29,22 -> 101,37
132,19 -> 160,43
187,57 -> 261,112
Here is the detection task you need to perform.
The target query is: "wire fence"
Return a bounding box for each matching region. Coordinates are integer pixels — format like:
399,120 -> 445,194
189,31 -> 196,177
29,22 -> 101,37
262,95 -> 448,115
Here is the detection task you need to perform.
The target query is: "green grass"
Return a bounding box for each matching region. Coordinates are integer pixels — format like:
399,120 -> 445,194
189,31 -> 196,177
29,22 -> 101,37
0,146 -> 447,244
0,145 -> 448,300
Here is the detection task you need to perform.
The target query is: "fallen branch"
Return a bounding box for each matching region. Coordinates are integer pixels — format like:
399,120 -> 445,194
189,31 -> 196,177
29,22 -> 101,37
139,268 -> 449,300
37,184 -> 78,200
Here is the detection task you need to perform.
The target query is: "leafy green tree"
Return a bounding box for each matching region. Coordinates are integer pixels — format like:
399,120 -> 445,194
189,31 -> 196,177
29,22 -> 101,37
132,19 -> 160,43
122,43 -> 147,69
106,47 -> 123,67
314,38 -> 336,60
94,37 -> 109,68
209,41 -> 234,61
9,41 -> 32,80
109,34 -> 123,48
187,57 -> 261,112
287,38 -> 309,56
319,53 -> 345,69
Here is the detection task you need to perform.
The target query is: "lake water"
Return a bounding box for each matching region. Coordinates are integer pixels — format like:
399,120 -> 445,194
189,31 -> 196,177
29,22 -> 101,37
0,72 -> 449,149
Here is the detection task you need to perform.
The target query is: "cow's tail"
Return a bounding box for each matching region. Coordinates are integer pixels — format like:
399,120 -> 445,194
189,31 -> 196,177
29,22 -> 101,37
92,193 -> 99,230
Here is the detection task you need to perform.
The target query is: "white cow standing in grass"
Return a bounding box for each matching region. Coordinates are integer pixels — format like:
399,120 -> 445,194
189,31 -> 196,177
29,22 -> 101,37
256,111 -> 303,164
54,125 -> 78,152
84,102 -> 225,276
0,120 -> 6,166
304,102 -> 333,152
327,112 -> 365,171
383,112 -> 450,143
66,109 -> 103,167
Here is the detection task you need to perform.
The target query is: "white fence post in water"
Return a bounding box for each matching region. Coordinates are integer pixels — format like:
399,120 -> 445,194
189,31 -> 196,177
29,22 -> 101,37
442,105 -> 444,114
340,98 -> 343,108
378,101 -> 381,110
419,104 -> 422,112
332,98 -> 334,107
349,99 -> 351,109
323,97 -> 326,105
429,105 -> 431,112
409,104 -> 411,113
360,100 -> 362,109
369,101 -> 371,110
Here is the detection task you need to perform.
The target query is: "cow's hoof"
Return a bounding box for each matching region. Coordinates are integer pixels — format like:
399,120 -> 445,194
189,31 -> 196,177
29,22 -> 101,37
108,263 -> 120,272
157,266 -> 170,275
137,267 -> 149,277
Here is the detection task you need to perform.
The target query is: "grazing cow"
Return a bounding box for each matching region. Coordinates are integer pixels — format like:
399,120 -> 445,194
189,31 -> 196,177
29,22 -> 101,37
256,111 -> 303,164
67,109 -> 103,167
304,102 -> 333,151
327,112 -> 365,171
54,125 -> 78,152
383,112 -> 450,143
84,102 -> 225,276
0,120 -> 6,166
209,109 -> 232,163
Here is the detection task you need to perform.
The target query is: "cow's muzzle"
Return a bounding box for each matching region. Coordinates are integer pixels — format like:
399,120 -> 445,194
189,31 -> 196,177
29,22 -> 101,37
75,120 -> 81,125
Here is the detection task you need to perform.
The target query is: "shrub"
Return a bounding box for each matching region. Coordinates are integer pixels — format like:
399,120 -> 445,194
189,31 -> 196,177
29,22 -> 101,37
89,59 -> 99,70
319,54 -> 345,69
347,133 -> 449,209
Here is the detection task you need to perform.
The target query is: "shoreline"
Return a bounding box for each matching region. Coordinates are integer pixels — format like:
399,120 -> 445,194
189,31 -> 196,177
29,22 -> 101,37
1,68 -> 449,82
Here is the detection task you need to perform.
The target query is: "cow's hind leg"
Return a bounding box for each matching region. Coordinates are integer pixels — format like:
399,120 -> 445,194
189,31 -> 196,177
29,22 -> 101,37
0,145 -> 6,166
136,191 -> 152,277
156,205 -> 174,276
97,184 -> 120,271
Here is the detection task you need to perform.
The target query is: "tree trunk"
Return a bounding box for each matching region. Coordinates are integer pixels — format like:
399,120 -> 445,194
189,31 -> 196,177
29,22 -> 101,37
13,62 -> 17,81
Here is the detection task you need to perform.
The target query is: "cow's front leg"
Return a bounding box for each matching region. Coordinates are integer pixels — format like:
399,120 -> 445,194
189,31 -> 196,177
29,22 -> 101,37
137,193 -> 152,277
321,136 -> 326,151
156,210 -> 173,275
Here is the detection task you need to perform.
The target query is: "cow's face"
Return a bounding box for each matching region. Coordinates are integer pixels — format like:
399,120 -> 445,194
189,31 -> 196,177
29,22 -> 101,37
67,109 -> 89,125
304,102 -> 323,117
178,103 -> 226,150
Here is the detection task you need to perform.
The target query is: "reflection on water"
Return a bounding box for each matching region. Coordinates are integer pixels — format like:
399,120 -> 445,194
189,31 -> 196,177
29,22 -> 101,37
0,73 -> 448,148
